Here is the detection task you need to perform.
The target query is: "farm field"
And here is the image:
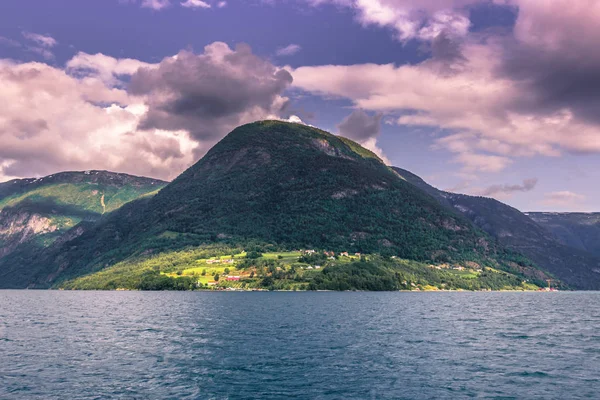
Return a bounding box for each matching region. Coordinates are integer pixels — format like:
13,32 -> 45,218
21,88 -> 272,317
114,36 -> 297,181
61,246 -> 547,292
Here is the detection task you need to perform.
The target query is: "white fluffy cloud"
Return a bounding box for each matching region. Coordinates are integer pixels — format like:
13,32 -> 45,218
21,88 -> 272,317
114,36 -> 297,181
305,0 -> 476,41
140,0 -> 171,9
0,59 -> 197,182
0,43 -> 292,182
290,1 -> 600,173
276,44 -> 302,56
22,32 -> 57,48
181,0 -> 211,8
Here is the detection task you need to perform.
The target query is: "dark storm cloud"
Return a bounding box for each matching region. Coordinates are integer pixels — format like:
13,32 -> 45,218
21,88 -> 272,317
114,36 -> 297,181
480,178 -> 538,197
129,43 -> 293,145
492,1 -> 600,128
337,110 -> 382,143
502,48 -> 600,127
421,31 -> 468,74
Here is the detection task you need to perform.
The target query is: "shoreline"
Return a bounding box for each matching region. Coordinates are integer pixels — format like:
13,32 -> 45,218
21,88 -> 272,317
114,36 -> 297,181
42,288 -> 564,292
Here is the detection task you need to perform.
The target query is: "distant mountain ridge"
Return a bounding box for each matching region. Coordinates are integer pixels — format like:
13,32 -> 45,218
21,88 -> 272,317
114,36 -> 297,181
0,171 -> 167,288
393,167 -> 600,289
527,213 -> 600,258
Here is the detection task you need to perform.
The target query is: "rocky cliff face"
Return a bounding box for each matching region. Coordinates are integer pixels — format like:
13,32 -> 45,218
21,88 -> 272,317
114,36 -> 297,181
0,210 -> 58,257
0,171 -> 168,288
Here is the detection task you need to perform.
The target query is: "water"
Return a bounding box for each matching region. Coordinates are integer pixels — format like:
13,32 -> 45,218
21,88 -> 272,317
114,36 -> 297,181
1,291 -> 599,399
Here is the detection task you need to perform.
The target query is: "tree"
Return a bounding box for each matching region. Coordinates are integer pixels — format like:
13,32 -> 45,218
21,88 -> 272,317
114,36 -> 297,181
214,273 -> 220,281
261,276 -> 274,287
201,269 -> 206,276
246,251 -> 262,259
224,267 -> 230,275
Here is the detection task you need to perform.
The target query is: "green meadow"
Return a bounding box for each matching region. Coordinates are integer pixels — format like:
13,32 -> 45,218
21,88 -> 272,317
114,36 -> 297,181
60,246 -> 544,292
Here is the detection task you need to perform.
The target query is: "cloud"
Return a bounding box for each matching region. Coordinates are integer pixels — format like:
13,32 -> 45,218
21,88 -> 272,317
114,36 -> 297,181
0,36 -> 21,48
337,109 -> 381,142
128,42 -> 293,157
0,58 -> 198,182
289,1 -> 600,173
17,32 -> 59,60
130,0 -> 225,10
304,0 -> 475,42
66,52 -> 155,87
22,32 -> 57,48
478,178 -> 538,197
337,110 -> 388,163
276,44 -> 302,56
541,191 -> 586,208
139,0 -> 171,9
181,0 -> 211,8
0,43 -> 293,182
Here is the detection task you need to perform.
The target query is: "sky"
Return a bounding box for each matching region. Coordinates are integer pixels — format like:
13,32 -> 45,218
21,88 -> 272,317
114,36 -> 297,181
1,0 -> 599,212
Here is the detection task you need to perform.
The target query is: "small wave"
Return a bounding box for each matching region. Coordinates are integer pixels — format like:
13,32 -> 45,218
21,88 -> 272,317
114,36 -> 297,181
506,371 -> 550,378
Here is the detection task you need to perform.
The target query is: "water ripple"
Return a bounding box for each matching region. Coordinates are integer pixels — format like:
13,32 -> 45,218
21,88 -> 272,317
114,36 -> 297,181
1,291 -> 600,399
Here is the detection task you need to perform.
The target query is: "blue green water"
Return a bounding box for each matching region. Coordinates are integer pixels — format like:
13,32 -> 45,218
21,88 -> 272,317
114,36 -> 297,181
1,291 -> 599,399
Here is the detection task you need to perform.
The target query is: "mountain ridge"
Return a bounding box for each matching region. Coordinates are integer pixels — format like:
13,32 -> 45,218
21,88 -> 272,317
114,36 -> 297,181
393,167 -> 600,289
1,121 -> 597,290
0,170 -> 168,288
4,121 -> 550,289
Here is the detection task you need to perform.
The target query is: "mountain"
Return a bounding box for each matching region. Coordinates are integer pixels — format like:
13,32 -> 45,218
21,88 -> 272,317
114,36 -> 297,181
393,167 -> 600,289
527,213 -> 600,258
0,171 -> 167,287
3,121 -> 548,289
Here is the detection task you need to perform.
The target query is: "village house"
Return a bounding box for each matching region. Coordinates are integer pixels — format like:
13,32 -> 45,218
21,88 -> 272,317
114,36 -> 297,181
226,276 -> 240,281
206,259 -> 219,264
340,252 -> 349,257
304,249 -> 316,254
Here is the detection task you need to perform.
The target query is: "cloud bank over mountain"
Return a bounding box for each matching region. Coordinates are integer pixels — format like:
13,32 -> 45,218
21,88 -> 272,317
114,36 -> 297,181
0,43 -> 292,182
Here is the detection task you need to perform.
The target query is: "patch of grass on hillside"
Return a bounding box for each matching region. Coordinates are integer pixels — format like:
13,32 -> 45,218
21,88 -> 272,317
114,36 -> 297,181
60,246 -> 541,292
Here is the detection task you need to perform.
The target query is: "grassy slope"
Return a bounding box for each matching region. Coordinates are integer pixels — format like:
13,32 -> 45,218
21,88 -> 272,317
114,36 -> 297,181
61,247 -> 543,291
0,171 -> 168,288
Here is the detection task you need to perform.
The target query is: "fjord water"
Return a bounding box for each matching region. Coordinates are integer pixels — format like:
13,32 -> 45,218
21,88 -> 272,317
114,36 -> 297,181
1,292 -> 599,399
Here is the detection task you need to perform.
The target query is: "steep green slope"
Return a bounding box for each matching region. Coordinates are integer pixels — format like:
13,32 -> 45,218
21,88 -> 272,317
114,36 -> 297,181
0,171 -> 167,288
393,167 -> 600,289
22,121 -> 544,288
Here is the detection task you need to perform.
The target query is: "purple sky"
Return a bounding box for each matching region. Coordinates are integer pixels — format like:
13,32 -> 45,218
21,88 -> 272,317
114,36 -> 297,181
1,0 -> 599,212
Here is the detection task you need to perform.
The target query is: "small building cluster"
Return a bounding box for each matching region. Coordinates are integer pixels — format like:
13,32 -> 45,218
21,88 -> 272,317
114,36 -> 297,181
206,258 -> 234,264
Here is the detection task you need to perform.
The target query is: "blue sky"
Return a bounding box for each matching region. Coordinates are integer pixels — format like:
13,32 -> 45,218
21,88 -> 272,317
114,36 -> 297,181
1,0 -> 599,212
